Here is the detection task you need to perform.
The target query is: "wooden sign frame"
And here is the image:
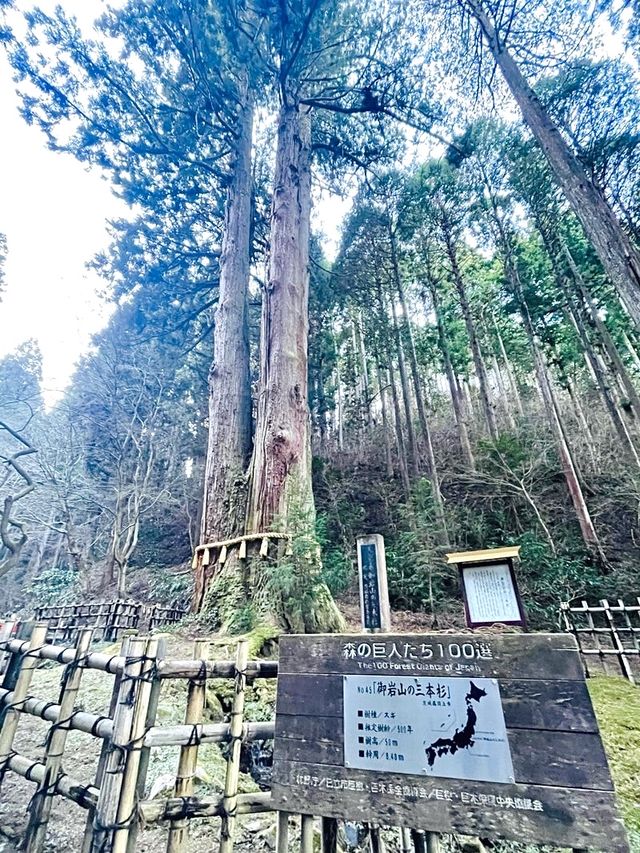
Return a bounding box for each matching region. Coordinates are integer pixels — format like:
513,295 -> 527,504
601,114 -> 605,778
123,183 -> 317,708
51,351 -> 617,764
448,547 -> 527,629
272,632 -> 628,853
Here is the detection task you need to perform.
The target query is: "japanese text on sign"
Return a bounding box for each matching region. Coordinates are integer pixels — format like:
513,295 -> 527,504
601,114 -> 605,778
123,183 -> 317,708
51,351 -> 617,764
343,675 -> 514,784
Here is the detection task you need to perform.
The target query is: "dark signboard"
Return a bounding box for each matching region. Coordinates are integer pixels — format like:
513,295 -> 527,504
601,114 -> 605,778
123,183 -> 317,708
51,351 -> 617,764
360,543 -> 381,629
271,633 -> 628,853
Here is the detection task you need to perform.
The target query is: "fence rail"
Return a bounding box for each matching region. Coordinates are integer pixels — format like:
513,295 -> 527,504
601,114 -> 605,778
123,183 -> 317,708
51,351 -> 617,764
560,597 -> 640,683
32,599 -> 188,643
0,621 -> 280,853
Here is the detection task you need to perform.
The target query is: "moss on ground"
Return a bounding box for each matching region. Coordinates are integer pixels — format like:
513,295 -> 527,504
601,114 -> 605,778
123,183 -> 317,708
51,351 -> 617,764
588,676 -> 640,849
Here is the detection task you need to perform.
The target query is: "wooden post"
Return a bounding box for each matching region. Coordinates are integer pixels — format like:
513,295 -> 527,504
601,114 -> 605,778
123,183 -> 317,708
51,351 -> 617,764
426,832 -> 440,853
301,814 -> 315,853
356,534 -> 391,632
125,636 -> 165,853
369,826 -> 385,853
0,622 -> 48,793
219,639 -> 249,853
583,600 -> 607,676
0,619 -> 17,676
410,830 -> 426,853
400,828 -> 412,853
24,628 -> 93,853
602,599 -> 634,683
91,636 -> 158,853
81,644 -> 126,853
276,812 -> 290,853
166,639 -> 210,853
321,816 -> 338,853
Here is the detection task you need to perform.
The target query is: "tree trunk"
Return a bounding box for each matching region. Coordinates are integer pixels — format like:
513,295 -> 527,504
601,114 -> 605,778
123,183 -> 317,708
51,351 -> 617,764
561,239 -> 640,420
467,0 -> 640,329
514,280 -> 603,556
566,379 -> 597,465
493,316 -> 525,418
200,95 -> 253,546
390,237 -> 447,541
353,312 -> 371,431
442,223 -> 499,440
388,355 -> 412,498
388,291 -> 420,478
376,278 -> 410,495
245,98 -> 342,632
623,331 -> 640,374
424,272 -> 475,468
564,301 -> 640,469
492,354 -> 517,431
372,337 -> 395,478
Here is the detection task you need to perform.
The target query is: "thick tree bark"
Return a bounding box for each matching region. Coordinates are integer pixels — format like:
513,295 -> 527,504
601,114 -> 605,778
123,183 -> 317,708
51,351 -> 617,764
442,223 -> 499,440
466,0 -> 640,329
247,101 -> 313,530
245,98 -> 342,632
200,96 -> 253,545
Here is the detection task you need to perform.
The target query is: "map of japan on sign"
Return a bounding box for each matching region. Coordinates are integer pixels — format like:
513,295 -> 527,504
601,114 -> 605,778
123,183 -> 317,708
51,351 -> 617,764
343,675 -> 515,783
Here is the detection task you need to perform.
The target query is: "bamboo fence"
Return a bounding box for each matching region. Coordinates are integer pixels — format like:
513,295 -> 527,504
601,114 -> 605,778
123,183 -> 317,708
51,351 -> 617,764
0,621 -> 281,853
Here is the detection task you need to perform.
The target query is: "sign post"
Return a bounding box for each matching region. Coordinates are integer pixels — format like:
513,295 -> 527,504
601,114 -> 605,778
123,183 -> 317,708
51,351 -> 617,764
356,535 -> 391,632
272,633 -> 628,852
447,547 -> 526,629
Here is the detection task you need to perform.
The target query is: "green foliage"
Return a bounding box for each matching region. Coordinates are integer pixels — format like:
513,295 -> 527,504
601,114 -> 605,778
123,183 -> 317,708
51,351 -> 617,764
385,479 -> 455,616
512,533 -> 600,628
27,564 -> 80,606
316,513 -> 355,596
146,565 -> 193,608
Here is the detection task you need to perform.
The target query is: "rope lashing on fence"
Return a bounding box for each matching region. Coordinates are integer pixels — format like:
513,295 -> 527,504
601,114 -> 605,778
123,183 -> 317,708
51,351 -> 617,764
0,629 -> 280,853
0,751 -> 99,808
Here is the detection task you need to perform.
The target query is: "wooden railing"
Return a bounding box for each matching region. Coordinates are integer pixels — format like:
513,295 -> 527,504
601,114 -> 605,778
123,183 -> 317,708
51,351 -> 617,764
560,598 -> 640,683
32,599 -> 187,643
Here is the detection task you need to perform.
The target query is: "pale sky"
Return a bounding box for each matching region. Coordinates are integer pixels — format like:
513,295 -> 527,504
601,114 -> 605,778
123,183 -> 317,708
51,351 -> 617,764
0,0 -> 125,404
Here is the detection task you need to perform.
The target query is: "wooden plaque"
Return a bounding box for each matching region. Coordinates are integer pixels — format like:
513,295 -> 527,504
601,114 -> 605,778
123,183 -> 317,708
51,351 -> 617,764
272,633 -> 628,852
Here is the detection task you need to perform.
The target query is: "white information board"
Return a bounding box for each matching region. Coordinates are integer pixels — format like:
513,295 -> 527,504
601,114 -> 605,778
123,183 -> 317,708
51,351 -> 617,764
343,674 -> 514,784
461,562 -> 523,626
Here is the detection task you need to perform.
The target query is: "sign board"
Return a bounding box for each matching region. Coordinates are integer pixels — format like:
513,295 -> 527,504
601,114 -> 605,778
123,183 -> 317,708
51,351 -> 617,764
447,547 -> 526,629
356,535 -> 390,631
272,633 -> 628,852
